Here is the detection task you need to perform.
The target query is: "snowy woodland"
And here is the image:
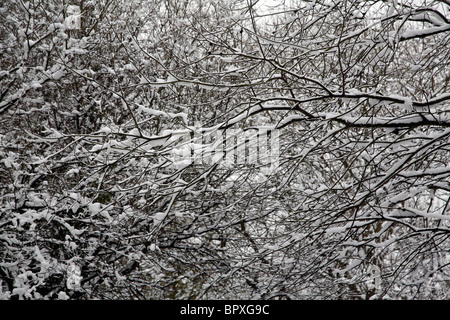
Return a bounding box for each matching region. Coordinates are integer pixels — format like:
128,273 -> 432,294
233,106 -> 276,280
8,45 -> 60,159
1,0 -> 450,300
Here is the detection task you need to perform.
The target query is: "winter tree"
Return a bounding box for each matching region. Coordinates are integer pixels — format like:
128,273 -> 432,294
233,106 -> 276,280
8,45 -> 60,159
1,0 -> 449,300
